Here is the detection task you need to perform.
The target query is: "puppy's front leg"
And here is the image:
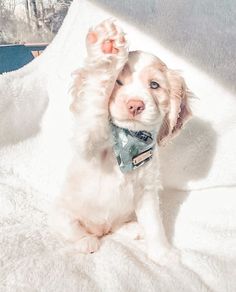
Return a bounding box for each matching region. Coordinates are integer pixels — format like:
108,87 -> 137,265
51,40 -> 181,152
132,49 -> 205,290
71,20 -> 128,156
135,191 -> 171,262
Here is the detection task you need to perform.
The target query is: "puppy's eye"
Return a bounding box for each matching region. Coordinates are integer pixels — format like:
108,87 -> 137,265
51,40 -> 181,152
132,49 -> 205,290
150,81 -> 160,89
116,79 -> 123,86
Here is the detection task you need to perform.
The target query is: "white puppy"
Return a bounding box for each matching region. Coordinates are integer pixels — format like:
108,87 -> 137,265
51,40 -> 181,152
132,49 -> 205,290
50,20 -> 192,262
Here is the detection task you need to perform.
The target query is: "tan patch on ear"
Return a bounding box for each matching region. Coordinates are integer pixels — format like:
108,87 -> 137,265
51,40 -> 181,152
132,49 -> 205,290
172,97 -> 192,134
139,60 -> 167,84
118,63 -> 132,84
157,70 -> 192,145
153,59 -> 167,72
157,114 -> 170,146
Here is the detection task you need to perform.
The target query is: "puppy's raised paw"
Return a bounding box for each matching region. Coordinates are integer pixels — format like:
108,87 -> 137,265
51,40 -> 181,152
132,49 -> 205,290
86,19 -> 128,69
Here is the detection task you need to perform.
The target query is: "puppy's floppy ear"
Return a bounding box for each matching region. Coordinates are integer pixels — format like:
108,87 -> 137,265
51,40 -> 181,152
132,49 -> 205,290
70,68 -> 86,114
157,70 -> 192,146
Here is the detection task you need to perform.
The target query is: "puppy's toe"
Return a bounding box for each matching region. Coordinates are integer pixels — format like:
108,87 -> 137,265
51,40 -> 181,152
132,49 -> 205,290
75,235 -> 100,254
114,221 -> 144,240
86,19 -> 128,63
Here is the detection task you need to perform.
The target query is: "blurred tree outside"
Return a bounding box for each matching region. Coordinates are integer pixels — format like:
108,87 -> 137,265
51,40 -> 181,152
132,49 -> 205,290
0,0 -> 73,44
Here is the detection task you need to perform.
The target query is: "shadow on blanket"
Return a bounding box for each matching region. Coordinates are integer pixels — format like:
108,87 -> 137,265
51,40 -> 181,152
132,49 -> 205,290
91,0 -> 236,94
159,117 -> 217,243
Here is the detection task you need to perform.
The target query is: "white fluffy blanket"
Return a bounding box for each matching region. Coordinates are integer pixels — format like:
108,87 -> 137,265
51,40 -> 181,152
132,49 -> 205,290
1,1 -> 236,291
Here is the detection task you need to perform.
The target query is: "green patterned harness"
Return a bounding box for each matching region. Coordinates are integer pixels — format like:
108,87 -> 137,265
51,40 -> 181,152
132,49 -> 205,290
110,121 -> 157,173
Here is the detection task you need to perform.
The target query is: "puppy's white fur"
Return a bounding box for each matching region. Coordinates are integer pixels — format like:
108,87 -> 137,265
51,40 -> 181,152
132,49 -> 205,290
49,20 -> 191,260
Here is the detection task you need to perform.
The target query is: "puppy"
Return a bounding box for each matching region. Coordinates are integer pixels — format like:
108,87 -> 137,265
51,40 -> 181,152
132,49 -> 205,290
50,20 -> 191,262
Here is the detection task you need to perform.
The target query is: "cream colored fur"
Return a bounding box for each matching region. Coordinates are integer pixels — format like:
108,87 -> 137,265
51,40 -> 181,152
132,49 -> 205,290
49,19 -> 191,262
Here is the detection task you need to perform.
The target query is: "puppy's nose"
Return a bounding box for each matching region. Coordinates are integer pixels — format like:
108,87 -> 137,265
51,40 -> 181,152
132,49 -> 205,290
127,100 -> 145,116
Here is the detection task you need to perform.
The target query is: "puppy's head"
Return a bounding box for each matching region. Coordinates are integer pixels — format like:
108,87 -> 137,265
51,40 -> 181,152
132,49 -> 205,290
109,50 -> 192,145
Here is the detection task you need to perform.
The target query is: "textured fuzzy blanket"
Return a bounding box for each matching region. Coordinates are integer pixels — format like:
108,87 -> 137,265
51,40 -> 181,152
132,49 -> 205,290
0,0 -> 236,291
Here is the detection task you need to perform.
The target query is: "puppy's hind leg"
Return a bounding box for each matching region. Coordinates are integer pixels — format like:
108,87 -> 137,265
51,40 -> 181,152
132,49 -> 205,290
113,221 -> 144,240
49,207 -> 100,254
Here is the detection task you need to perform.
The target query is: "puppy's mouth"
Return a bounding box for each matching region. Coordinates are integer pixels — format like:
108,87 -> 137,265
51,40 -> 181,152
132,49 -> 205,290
127,115 -> 140,121
110,116 -> 156,132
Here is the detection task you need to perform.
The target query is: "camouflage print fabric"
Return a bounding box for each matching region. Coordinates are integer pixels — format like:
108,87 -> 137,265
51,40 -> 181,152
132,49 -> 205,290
110,121 -> 157,173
